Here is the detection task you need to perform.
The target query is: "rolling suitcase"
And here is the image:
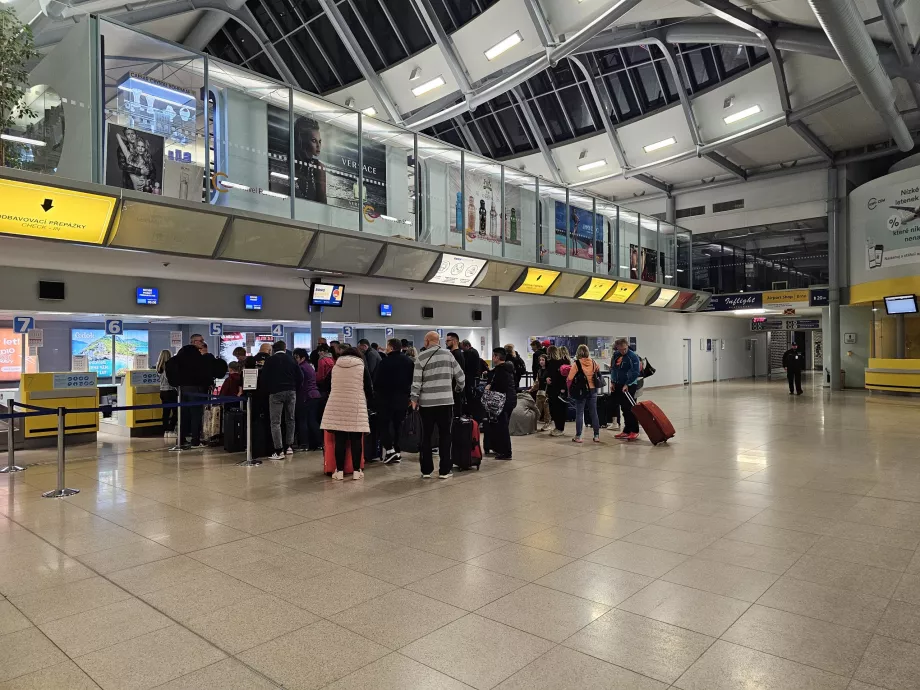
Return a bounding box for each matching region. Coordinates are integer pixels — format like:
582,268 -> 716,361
323,430 -> 365,475
451,416 -> 482,471
626,391 -> 675,445
223,406 -> 246,453
364,411 -> 381,461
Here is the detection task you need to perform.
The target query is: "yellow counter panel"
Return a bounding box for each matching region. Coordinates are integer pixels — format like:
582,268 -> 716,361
865,358 -> 920,393
124,370 -> 162,429
19,372 -> 99,438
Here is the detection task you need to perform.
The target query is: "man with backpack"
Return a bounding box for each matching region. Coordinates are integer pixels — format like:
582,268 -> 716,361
611,338 -> 642,441
166,336 -> 218,449
375,338 -> 414,464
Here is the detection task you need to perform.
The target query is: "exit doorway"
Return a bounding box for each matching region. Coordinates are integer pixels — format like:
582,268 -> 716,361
682,339 -> 691,385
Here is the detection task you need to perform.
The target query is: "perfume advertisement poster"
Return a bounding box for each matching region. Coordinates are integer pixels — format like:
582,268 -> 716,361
104,123 -> 165,194
554,201 -> 603,260
448,168 -> 522,246
265,105 -> 387,216
630,243 -> 658,282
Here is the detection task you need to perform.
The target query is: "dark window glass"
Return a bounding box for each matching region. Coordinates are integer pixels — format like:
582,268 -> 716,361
276,39 -> 317,91
718,44 -> 748,76
351,0 -> 407,63
557,84 -> 595,135
622,45 -> 651,65
635,63 -> 665,110
535,93 -> 570,141
472,114 -> 510,157
260,0 -> 301,33
206,31 -> 243,64
290,28 -> 338,90
751,44 -> 768,60
246,52 -> 282,82
294,0 -> 324,20
384,0 -> 431,52
683,48 -> 717,90
548,62 -> 576,88
658,59 -> 680,102
312,15 -> 362,84
525,72 -> 553,97
607,71 -> 639,119
495,104 -> 532,150
339,2 -> 387,70
250,0 -> 282,41
227,23 -> 259,60
595,49 -> 623,72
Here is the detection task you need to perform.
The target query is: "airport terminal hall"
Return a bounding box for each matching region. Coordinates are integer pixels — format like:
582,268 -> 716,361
5,0 -> 920,689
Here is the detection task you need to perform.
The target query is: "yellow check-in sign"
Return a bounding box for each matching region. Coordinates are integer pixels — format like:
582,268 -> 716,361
0,178 -> 117,245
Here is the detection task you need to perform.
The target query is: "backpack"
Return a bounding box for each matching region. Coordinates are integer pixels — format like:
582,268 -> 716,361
569,361 -> 590,400
642,358 -> 656,378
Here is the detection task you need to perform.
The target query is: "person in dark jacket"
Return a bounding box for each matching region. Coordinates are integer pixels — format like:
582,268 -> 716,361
460,339 -> 483,401
166,341 -> 215,448
374,338 -> 414,464
505,343 -> 527,389
782,342 -> 806,395
544,345 -> 569,436
358,339 -> 381,378
530,339 -> 546,376
309,337 -> 328,368
293,348 -> 322,451
611,337 -> 642,441
486,347 -> 516,460
260,340 -> 304,459
446,332 -> 466,414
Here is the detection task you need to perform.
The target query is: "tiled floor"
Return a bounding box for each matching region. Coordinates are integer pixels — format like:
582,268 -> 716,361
3,378 -> 920,688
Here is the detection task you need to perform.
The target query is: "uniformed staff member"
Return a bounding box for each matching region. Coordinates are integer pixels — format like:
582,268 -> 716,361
782,342 -> 806,395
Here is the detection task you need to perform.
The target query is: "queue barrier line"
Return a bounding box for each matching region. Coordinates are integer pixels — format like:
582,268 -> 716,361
1,394 -> 254,492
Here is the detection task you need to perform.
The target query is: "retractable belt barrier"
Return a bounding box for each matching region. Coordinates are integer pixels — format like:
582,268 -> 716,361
0,394 -> 248,497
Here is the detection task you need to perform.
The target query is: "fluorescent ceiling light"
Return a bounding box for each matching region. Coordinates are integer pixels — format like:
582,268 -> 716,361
1,133 -> 45,146
269,171 -> 289,180
643,137 -> 676,153
485,31 -> 523,61
361,106 -> 377,117
723,104 -> 762,124
412,76 -> 446,97
577,159 -> 607,172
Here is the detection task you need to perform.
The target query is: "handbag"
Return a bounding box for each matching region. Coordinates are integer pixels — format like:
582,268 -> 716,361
481,388 -> 506,420
399,408 -> 423,454
592,360 -> 607,389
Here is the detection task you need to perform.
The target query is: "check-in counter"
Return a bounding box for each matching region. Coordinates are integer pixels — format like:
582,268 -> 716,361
865,359 -> 920,394
18,372 -> 99,441
114,370 -> 161,436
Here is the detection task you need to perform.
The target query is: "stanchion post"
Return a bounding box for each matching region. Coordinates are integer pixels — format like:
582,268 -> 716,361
42,407 -> 79,498
237,395 -> 261,466
169,386 -> 184,451
1,402 -> 25,474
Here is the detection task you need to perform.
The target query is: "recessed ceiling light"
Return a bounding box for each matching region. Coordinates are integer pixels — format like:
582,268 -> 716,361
723,104 -> 762,124
485,31 -> 523,61
412,76 -> 446,97
361,106 -> 377,117
1,133 -> 45,146
577,159 -> 607,172
643,137 -> 676,153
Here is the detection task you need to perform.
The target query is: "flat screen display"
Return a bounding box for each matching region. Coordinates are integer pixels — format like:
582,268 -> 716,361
513,268 -> 560,295
604,281 -> 638,303
310,283 -> 344,307
71,329 -> 148,378
648,288 -> 679,308
429,254 -> 487,287
577,278 -> 617,301
380,303 -> 392,317
245,294 -> 262,311
136,287 -> 158,305
0,329 -> 23,382
885,294 -> 918,314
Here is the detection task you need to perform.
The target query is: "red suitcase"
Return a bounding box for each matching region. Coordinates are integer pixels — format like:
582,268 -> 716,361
323,430 -> 365,475
626,392 -> 675,445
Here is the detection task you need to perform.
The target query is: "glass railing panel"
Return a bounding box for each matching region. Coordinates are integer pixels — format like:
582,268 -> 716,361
568,191 -> 599,273
639,214 -> 660,283
458,153 -> 503,257
502,166 -> 538,262
289,90 -> 361,230
360,117 -> 415,239
659,221 -> 676,286
619,208 -> 639,279
538,180 -> 567,268
676,230 -> 691,289
416,133 -> 462,249
595,200 -> 619,276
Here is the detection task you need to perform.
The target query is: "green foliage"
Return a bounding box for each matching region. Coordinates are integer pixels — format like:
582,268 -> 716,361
0,8 -> 39,163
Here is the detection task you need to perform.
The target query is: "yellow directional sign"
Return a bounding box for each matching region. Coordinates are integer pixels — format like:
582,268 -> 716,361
0,178 -> 117,245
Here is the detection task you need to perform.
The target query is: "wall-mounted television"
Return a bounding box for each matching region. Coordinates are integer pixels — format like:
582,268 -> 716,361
136,287 -> 158,305
884,294 -> 918,315
309,282 -> 344,307
244,294 -> 262,311
379,303 -> 392,317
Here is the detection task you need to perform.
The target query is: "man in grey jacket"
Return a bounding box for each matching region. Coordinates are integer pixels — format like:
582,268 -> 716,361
410,331 -> 465,479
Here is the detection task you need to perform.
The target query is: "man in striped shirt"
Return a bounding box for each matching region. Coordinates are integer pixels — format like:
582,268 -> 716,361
410,331 -> 466,479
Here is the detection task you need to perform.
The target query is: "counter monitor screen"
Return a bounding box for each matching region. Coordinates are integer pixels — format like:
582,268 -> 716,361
136,287 -> 158,305
244,295 -> 262,311
578,278 -> 617,301
379,303 -> 392,317
513,268 -> 560,295
310,282 -> 344,307
884,294 -> 918,314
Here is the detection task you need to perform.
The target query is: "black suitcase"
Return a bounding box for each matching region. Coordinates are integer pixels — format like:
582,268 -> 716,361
364,411 -> 381,461
452,416 -> 481,470
251,411 -> 274,458
223,406 -> 246,453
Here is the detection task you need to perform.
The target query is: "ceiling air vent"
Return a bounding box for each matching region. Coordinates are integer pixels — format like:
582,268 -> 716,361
676,205 -> 705,219
712,198 -> 745,213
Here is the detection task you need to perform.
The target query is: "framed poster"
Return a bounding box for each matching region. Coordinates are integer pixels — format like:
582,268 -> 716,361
555,201 -> 602,260
104,123 -> 165,194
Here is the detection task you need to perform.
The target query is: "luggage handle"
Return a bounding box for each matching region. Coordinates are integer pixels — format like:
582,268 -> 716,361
621,388 -> 638,408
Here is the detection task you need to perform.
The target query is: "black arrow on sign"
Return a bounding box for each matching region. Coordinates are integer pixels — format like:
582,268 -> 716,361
41,199 -> 53,212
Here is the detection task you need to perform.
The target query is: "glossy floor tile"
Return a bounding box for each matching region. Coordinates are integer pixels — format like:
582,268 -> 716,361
3,379 -> 920,688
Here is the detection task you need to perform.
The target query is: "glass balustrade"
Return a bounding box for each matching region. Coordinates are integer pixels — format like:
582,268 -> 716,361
2,16 -> 697,285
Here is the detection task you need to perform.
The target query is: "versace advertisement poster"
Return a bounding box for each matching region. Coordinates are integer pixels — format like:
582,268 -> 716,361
265,105 -> 387,216
629,243 -> 658,282
448,167 -> 522,246
104,123 -> 165,194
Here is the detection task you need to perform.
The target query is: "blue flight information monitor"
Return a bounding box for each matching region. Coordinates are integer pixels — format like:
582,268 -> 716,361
245,294 -> 262,311
136,287 -> 158,305
380,303 -> 392,317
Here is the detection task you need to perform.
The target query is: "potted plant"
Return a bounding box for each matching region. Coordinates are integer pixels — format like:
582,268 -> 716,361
0,7 -> 39,167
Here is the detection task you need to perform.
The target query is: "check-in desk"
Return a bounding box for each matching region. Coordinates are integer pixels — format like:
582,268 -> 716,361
108,370 -> 161,437
18,372 -> 99,446
865,359 -> 920,394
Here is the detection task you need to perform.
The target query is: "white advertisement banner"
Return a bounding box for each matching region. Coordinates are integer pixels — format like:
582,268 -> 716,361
851,172 -> 920,283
